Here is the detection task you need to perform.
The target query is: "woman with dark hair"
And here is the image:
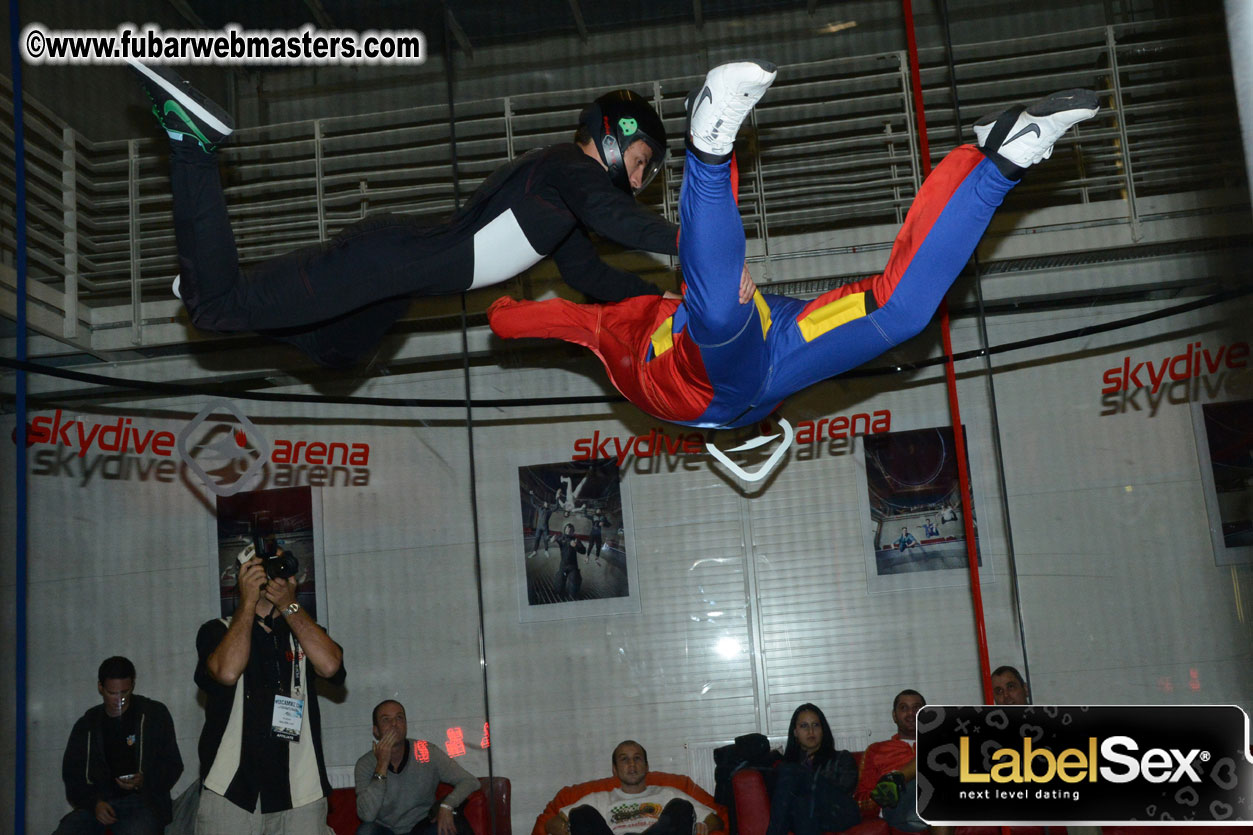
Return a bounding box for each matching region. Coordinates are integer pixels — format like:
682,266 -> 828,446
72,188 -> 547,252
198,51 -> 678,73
765,704 -> 861,835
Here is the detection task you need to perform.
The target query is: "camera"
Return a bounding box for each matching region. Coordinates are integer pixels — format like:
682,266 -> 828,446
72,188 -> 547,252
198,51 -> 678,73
261,548 -> 299,580
247,512 -> 300,580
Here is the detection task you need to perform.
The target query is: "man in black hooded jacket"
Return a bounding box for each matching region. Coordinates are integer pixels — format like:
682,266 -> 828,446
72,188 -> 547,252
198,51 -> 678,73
54,656 -> 183,835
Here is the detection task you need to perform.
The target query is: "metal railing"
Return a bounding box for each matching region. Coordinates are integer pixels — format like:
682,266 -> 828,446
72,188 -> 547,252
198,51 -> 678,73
0,17 -> 1245,350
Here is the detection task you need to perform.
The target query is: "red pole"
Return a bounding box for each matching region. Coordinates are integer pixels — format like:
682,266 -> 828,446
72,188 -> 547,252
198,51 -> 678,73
900,0 -> 995,706
901,0 -> 932,177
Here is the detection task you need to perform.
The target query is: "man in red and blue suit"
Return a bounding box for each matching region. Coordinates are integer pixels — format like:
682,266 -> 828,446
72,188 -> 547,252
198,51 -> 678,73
490,61 -> 1099,429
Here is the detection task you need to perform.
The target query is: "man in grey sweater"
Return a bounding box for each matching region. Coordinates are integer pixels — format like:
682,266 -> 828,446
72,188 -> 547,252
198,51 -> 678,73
355,700 -> 481,835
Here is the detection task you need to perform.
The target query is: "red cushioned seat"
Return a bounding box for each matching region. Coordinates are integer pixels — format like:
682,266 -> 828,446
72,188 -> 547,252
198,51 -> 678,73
731,756 -> 1067,835
327,776 -> 512,835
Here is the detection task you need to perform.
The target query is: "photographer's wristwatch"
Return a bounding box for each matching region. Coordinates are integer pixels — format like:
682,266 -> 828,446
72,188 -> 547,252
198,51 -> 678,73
282,602 -> 300,617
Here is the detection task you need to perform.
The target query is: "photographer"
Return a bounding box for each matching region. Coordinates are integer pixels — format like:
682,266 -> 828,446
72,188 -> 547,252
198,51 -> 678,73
194,544 -> 345,834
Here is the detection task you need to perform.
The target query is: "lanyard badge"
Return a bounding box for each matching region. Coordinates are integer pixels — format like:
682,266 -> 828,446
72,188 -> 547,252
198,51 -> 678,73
271,695 -> 304,741
271,635 -> 306,741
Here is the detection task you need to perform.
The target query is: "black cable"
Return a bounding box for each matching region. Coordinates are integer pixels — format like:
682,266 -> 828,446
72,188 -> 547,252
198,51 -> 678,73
442,6 -> 497,824
935,0 -> 1030,700
2,285 -> 1247,408
839,285 -> 1249,377
0,360 -> 625,407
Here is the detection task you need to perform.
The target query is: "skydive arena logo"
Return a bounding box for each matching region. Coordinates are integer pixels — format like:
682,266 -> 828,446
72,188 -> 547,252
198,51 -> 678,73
917,705 -> 1253,824
570,409 -> 892,481
176,400 -> 269,496
176,399 -> 371,494
22,399 -> 371,492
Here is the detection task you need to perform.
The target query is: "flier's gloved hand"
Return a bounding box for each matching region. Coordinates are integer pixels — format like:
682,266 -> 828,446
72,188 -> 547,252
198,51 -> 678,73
871,771 -> 906,808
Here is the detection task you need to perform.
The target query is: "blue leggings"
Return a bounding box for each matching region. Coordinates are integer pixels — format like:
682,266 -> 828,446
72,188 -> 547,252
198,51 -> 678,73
675,147 -> 1017,428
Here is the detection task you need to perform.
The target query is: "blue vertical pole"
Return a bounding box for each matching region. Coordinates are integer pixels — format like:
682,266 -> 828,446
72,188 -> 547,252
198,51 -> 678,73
10,0 -> 30,831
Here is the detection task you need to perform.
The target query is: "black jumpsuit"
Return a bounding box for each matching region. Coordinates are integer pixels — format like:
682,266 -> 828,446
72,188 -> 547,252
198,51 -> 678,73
552,530 -> 586,599
532,498 -> 556,554
588,511 -> 609,556
169,142 -> 679,366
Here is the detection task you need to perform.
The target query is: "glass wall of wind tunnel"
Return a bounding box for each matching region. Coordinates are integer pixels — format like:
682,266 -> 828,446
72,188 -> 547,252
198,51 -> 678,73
3,65 -> 497,835
933,18 -> 1253,707
4,10 -> 1251,835
470,14 -> 1253,821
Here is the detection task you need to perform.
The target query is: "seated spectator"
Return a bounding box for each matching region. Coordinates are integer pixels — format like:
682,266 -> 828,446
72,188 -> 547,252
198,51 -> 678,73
765,704 -> 860,835
354,699 -> 479,835
990,666 -> 1030,706
54,656 -> 183,835
854,690 -> 927,833
534,740 -> 726,835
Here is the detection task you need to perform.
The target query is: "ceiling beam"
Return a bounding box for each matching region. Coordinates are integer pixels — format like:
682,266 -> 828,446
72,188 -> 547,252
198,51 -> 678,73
302,0 -> 336,29
566,0 -> 590,42
445,8 -> 475,60
0,295 -> 109,365
166,0 -> 205,28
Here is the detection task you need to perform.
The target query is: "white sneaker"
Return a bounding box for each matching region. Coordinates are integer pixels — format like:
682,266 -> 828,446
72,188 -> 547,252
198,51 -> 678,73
686,59 -> 777,160
973,89 -> 1100,171
172,274 -> 182,299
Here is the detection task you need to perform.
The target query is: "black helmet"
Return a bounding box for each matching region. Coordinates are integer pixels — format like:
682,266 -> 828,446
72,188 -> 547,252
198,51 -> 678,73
579,90 -> 668,194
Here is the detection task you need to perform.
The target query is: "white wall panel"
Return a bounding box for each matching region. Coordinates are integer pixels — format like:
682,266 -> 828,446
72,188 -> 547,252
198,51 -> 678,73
7,267 -> 1251,834
5,409 -> 219,834
980,292 -> 1253,709
458,366 -> 762,832
759,362 -> 1026,726
3,397 -> 491,835
7,287 -> 1253,833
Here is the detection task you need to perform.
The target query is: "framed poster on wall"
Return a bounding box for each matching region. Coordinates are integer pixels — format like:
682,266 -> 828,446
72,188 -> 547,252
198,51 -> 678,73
514,457 -> 641,622
1192,398 -> 1253,566
214,485 -> 327,621
857,423 -> 993,593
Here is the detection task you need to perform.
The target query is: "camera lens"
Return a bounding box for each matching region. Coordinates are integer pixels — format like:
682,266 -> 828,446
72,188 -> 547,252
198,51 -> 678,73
264,552 -> 299,579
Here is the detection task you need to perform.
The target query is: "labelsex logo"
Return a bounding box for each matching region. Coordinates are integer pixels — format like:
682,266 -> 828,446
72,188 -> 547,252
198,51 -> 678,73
917,704 -> 1253,825
959,735 -> 1205,784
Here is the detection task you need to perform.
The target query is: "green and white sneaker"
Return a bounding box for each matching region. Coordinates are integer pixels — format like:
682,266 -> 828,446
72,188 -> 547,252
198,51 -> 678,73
129,58 -> 234,152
